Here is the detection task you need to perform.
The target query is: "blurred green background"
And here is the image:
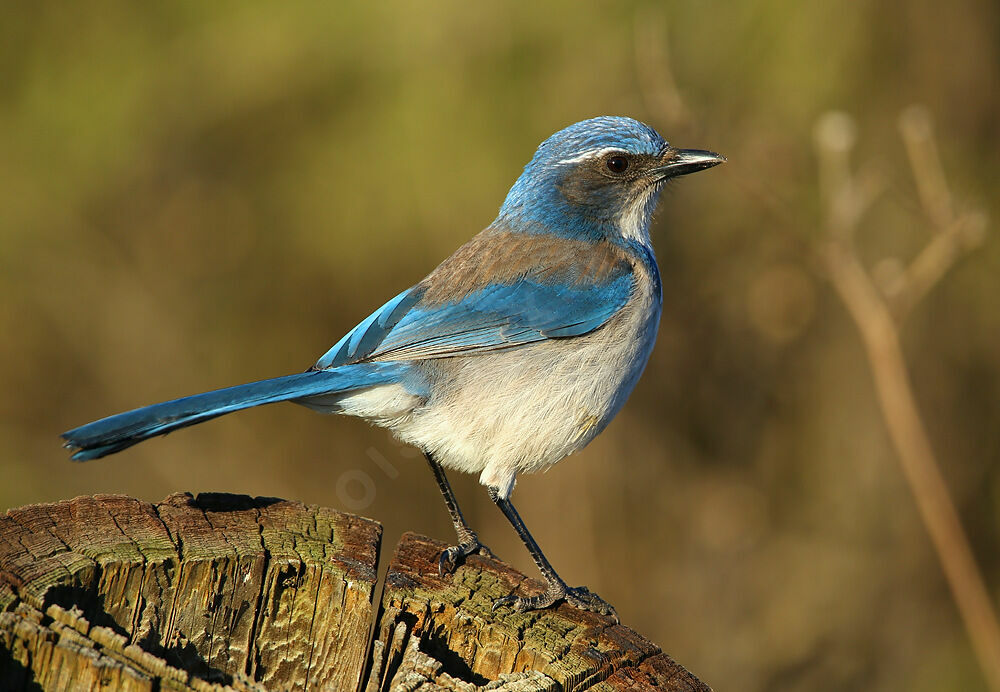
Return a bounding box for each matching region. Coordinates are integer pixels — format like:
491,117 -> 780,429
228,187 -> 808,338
1,1 -> 998,689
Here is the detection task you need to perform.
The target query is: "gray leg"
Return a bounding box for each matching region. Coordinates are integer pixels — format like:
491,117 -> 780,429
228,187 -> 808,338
488,486 -> 617,620
425,452 -> 493,576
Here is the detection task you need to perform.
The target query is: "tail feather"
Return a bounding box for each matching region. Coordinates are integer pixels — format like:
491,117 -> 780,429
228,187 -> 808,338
62,363 -> 407,461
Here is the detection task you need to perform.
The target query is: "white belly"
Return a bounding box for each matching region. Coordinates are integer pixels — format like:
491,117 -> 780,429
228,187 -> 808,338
389,275 -> 661,498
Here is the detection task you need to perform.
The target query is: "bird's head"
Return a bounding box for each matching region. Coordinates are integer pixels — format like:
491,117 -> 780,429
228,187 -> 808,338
498,116 -> 724,244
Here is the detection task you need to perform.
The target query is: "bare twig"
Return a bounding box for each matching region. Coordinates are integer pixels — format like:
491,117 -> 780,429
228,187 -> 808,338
816,110 -> 1000,692
899,105 -> 955,231
882,107 -> 989,321
883,211 -> 988,321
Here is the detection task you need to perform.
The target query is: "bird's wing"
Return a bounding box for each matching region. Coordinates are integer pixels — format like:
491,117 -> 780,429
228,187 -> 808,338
314,230 -> 634,368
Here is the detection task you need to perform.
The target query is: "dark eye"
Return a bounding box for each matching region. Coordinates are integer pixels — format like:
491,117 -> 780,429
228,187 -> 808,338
606,155 -> 630,173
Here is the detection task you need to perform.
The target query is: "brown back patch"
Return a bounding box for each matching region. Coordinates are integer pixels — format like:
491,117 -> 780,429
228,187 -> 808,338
420,230 -> 628,305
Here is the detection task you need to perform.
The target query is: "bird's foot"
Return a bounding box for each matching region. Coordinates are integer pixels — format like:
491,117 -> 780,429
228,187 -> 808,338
438,530 -> 494,577
563,585 -> 618,621
492,582 -> 618,622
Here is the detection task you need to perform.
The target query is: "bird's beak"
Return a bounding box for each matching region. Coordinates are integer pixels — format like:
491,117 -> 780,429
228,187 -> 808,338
652,148 -> 726,180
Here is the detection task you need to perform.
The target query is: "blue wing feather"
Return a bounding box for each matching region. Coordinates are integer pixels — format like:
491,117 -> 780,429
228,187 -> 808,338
315,288 -> 422,368
315,268 -> 633,368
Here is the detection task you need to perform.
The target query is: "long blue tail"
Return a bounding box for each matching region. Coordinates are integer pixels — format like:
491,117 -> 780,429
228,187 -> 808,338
62,363 -> 406,461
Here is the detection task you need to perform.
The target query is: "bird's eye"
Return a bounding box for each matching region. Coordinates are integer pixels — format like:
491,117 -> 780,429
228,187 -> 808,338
606,155 -> 630,174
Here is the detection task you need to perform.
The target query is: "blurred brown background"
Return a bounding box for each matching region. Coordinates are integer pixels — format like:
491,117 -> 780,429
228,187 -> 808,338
1,1 -> 998,690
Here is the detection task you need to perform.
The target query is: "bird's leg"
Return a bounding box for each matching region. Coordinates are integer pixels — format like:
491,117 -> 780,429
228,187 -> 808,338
488,486 -> 618,621
425,452 -> 493,576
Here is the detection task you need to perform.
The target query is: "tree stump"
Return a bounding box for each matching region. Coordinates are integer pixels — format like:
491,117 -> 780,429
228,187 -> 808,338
0,493 -> 709,691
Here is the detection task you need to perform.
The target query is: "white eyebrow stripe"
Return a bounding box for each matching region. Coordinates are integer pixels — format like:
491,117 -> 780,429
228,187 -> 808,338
556,147 -> 625,165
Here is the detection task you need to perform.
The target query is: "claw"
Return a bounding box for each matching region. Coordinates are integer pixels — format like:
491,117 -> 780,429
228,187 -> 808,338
437,536 -> 492,577
491,595 -> 512,613
437,547 -> 460,577
564,586 -> 618,622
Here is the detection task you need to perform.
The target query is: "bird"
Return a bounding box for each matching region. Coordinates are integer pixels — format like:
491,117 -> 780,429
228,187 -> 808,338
62,116 -> 724,618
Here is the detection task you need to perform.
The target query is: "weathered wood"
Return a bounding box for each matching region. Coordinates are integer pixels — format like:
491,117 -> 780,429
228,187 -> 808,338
0,493 -> 381,690
0,494 -> 709,691
368,533 -> 708,692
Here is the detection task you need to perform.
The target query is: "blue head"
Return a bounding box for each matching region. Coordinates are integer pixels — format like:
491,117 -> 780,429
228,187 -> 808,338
498,116 -> 724,243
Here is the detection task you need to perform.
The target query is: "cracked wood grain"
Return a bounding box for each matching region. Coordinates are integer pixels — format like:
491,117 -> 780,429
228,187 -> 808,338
0,495 -> 708,691
0,493 -> 381,691
366,533 -> 709,692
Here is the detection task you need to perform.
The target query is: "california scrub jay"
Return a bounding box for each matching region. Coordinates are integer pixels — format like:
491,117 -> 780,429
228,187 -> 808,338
62,116 -> 724,617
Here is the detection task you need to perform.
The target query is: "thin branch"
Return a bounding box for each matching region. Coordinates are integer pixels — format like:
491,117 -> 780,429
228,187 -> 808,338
899,105 -> 955,232
884,212 -> 988,321
816,111 -> 1000,692
883,108 -> 989,321
815,113 -> 886,241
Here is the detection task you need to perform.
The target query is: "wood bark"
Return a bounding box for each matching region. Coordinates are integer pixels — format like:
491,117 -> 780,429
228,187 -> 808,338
0,493 -> 709,691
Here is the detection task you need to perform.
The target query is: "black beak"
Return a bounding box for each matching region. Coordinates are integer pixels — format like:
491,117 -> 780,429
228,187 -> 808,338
652,148 -> 726,180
